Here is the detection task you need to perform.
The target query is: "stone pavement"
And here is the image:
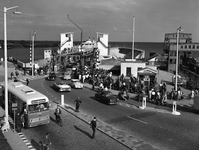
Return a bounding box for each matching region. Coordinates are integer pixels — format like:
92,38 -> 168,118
0,107 -> 30,150
55,101 -> 160,150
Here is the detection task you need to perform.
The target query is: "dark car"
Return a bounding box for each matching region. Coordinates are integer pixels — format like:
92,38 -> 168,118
95,90 -> 119,105
48,72 -> 56,81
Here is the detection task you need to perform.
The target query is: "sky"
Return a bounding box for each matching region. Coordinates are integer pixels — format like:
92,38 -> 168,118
0,0 -> 198,42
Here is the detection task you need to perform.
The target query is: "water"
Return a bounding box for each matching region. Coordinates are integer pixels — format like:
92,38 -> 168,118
0,42 -> 164,63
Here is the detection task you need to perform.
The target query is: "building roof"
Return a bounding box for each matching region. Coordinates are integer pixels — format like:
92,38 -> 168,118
100,58 -> 121,65
138,67 -> 157,75
147,53 -> 166,61
124,49 -> 144,59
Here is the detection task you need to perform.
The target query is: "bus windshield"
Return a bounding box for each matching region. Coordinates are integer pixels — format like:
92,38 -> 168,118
28,102 -> 49,113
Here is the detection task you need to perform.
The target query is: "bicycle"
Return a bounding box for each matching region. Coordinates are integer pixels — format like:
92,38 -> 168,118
39,141 -> 51,150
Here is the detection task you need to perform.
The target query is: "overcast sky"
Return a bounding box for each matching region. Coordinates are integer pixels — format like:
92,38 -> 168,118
0,0 -> 198,42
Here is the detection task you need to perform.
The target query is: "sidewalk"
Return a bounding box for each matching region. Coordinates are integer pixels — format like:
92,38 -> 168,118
0,107 -> 30,150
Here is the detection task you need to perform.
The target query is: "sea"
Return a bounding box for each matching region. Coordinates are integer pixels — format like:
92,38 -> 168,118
0,42 -> 164,63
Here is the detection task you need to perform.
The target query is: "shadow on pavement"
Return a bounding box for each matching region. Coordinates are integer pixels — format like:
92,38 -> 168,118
74,125 -> 92,139
31,139 -> 41,150
50,116 -> 57,123
64,105 -> 76,112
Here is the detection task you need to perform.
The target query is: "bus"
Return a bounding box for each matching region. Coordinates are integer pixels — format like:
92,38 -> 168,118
1,81 -> 50,128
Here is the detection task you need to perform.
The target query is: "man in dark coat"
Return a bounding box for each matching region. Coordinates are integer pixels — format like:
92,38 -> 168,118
74,97 -> 82,112
90,117 -> 97,139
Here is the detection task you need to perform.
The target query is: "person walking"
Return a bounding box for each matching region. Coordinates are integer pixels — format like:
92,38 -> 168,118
26,78 -> 29,86
90,117 -> 97,139
74,97 -> 82,112
54,105 -> 62,121
15,112 -> 22,132
41,132 -> 51,150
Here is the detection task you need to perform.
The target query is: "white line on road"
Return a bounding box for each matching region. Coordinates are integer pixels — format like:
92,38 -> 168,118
127,116 -> 148,124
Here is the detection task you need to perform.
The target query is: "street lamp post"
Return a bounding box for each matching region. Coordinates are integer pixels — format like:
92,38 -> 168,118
31,31 -> 36,76
3,6 -> 21,129
67,15 -> 83,69
175,26 -> 183,91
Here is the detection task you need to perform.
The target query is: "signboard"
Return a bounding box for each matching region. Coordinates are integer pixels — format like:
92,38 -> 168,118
12,103 -> 18,111
12,107 -> 18,111
31,99 -> 46,104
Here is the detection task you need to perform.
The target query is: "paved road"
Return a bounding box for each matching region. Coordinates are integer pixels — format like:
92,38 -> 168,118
21,79 -> 130,150
20,76 -> 199,150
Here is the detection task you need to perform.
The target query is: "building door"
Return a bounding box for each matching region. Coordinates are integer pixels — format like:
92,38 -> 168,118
126,67 -> 131,77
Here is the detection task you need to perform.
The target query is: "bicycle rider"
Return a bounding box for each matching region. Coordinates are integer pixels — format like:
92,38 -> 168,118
41,132 -> 51,150
54,105 -> 61,121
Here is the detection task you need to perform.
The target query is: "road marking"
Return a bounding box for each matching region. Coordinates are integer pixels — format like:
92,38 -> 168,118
127,116 -> 148,124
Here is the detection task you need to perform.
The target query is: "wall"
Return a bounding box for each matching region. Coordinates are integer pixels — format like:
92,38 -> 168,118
121,62 -> 146,77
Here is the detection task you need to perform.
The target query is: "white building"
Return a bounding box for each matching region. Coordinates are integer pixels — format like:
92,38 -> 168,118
96,32 -> 109,57
60,32 -> 74,53
44,49 -> 52,60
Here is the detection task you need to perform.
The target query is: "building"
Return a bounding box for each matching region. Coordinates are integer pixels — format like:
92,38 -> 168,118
44,49 -> 52,60
163,32 -> 199,73
60,32 -> 74,53
96,32 -> 109,56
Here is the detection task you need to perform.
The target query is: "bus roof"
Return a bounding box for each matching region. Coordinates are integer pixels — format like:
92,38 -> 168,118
2,82 -> 49,105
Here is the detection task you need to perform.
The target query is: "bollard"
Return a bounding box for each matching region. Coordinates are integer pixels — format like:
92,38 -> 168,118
139,96 -> 146,109
60,95 -> 64,106
172,101 -> 181,115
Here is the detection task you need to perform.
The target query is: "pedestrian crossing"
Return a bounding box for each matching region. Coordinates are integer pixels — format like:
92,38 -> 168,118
18,132 -> 36,150
19,75 -> 47,83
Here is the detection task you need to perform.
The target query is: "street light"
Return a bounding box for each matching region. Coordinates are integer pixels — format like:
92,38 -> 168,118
175,26 -> 183,91
67,15 -> 83,69
3,6 -> 21,129
31,31 -> 36,76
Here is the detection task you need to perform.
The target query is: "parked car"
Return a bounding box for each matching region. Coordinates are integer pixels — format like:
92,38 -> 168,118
53,82 -> 71,92
63,72 -> 71,80
172,75 -> 185,85
70,79 -> 83,89
95,90 -> 119,105
48,72 -> 56,81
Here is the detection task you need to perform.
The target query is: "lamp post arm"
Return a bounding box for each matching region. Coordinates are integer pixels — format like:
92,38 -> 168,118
4,6 -> 19,12
67,15 -> 84,69
67,15 -> 83,33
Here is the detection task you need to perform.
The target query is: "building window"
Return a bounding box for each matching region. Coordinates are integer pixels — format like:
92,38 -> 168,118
126,67 -> 131,77
189,45 -> 191,49
170,52 -> 172,56
170,59 -> 172,64
181,46 -> 183,49
185,45 -> 187,49
193,45 -> 195,49
197,45 -> 199,49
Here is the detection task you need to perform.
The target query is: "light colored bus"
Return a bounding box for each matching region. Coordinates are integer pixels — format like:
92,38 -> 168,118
1,81 -> 50,128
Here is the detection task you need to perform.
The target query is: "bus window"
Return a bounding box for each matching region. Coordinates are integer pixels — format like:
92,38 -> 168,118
28,102 -> 49,113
